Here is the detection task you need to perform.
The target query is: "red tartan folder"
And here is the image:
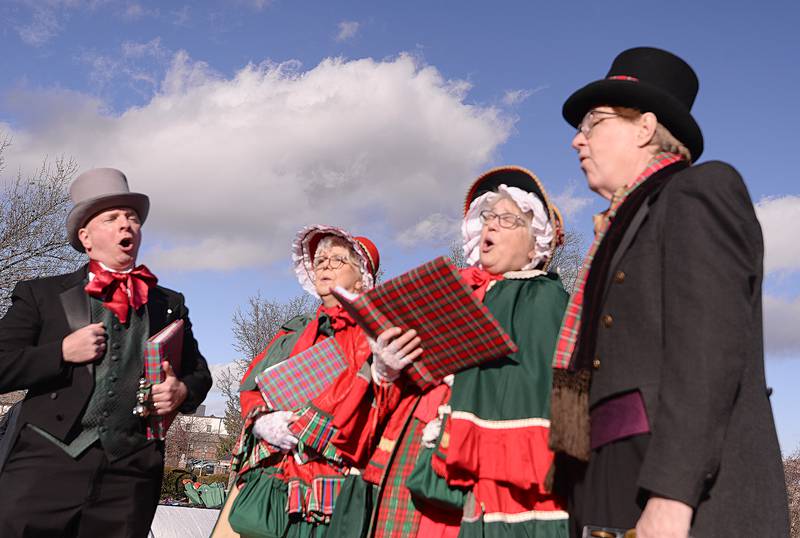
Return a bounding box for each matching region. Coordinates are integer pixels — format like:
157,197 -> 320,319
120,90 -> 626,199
332,256 -> 517,390
143,319 -> 184,440
255,338 -> 349,411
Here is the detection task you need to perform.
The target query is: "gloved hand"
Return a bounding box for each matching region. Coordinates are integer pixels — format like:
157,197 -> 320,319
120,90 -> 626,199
421,417 -> 442,448
252,411 -> 298,452
369,327 -> 424,384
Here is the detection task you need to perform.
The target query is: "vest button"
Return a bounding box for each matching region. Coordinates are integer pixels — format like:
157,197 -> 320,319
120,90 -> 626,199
592,357 -> 601,369
103,411 -> 110,418
49,392 -> 58,400
107,390 -> 115,397
112,343 -> 121,350
614,270 -> 626,283
111,354 -> 119,361
110,375 -> 118,382
602,314 -> 614,328
55,413 -> 64,421
100,426 -> 107,433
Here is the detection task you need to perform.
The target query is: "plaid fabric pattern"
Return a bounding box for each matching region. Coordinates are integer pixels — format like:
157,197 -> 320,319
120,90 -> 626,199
286,476 -> 346,523
372,418 -> 425,538
143,319 -> 184,440
336,257 -> 517,391
289,406 -> 343,464
255,338 -> 348,411
231,405 -> 281,476
552,152 -> 683,369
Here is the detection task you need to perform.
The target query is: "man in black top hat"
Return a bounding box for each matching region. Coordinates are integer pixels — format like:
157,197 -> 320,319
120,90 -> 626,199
549,47 -> 789,537
0,168 -> 212,537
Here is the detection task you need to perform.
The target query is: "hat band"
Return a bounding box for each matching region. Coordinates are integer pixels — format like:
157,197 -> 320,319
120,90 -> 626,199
607,75 -> 639,82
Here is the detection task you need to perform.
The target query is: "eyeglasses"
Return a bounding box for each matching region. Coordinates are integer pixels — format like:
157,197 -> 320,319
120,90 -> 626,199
479,210 -> 526,229
577,110 -> 622,137
313,255 -> 350,270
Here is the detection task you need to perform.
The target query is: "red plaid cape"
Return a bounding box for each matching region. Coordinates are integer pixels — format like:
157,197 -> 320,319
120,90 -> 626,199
143,319 -> 184,440
333,256 -> 517,390
256,338 -> 348,411
552,152 -> 683,369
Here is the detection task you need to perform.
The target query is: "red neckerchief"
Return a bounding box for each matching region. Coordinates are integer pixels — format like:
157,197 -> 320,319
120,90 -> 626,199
84,260 -> 158,324
459,266 -> 505,302
320,304 -> 356,332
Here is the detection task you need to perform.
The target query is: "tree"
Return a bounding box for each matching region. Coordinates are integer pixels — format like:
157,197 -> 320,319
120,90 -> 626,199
216,292 -> 317,457
549,230 -> 584,294
785,449 -> 800,537
0,135 -> 83,315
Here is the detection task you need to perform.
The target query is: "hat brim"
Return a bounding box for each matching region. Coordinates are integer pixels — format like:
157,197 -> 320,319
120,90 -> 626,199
67,193 -> 150,252
563,79 -> 703,162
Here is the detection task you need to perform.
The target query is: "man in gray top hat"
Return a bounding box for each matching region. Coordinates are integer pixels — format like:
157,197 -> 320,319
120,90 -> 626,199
0,168 -> 212,537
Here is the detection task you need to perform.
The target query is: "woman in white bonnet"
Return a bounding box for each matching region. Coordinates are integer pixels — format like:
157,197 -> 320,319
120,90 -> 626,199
335,167 -> 571,538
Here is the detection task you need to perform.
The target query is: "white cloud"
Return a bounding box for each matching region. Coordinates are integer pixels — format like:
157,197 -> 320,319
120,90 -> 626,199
501,85 -> 547,107
336,20 -> 360,42
755,195 -> 800,275
2,52 -> 512,271
397,213 -> 460,247
16,5 -> 62,46
764,293 -> 800,357
552,183 -> 594,219
78,38 -> 169,94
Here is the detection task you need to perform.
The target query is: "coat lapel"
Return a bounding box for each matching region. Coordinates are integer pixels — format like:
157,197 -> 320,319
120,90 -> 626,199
59,265 -> 92,376
147,287 -> 169,337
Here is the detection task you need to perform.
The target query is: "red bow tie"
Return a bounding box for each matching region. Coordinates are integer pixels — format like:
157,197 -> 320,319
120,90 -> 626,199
459,267 -> 504,301
85,261 -> 158,324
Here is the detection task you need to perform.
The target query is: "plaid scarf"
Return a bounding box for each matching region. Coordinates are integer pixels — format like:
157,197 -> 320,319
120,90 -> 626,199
552,152 -> 683,370
548,152 -> 684,463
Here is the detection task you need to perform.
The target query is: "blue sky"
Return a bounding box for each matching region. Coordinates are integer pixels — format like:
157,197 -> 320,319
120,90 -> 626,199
1,1 -> 798,452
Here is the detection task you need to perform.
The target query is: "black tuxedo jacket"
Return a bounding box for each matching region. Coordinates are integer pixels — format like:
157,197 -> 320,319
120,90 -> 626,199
0,264 -> 212,446
587,161 -> 789,535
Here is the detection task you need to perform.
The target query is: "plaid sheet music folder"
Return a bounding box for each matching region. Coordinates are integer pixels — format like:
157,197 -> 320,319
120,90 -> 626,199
255,337 -> 349,411
143,319 -> 184,440
332,256 -> 517,390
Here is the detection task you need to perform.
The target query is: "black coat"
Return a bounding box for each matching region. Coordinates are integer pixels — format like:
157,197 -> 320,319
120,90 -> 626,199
0,264 -> 212,451
588,161 -> 789,536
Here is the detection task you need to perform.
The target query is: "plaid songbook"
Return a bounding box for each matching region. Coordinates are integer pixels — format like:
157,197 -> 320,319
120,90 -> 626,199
332,256 -> 517,390
255,337 -> 349,411
143,319 -> 184,440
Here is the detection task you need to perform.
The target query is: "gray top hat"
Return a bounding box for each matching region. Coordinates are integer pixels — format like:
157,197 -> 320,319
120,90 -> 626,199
66,167 -> 150,252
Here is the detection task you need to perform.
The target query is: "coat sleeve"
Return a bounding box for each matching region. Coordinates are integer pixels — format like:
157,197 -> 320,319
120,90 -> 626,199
175,293 -> 213,414
0,280 -> 67,392
637,162 -> 762,507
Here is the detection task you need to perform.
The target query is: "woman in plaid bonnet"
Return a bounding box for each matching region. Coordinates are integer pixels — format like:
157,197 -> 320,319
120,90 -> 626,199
218,225 -> 394,538
326,167 -> 570,538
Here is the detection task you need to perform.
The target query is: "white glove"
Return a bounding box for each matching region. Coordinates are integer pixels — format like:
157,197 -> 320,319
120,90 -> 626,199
442,374 -> 454,387
369,335 -> 414,384
252,411 -> 298,452
421,417 -> 442,448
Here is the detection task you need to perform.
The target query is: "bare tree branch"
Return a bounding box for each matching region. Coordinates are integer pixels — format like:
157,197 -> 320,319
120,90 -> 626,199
0,135 -> 83,315
218,292 -> 317,456
549,230 -> 585,295
786,449 -> 800,537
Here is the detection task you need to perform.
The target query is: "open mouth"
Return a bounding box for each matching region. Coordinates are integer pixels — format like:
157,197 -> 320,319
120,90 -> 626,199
119,237 -> 134,251
481,237 -> 495,253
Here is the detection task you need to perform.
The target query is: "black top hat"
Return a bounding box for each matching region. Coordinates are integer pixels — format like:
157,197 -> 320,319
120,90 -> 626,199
563,47 -> 703,161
